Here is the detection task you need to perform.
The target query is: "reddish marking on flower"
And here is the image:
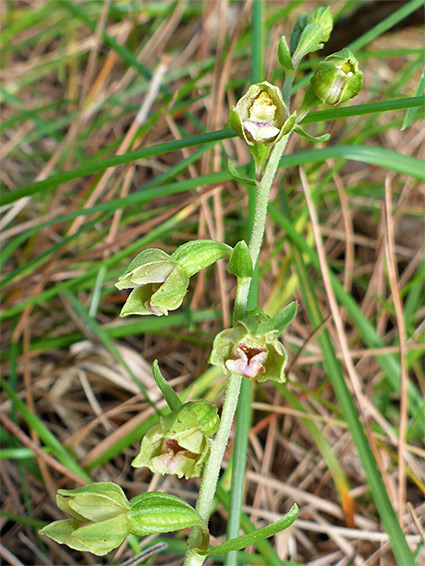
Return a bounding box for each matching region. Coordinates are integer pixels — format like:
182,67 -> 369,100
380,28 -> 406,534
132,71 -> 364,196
164,438 -> 185,455
225,343 -> 267,379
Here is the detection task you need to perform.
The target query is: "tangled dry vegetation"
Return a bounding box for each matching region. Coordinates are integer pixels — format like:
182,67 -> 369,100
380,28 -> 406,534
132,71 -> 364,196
1,1 -> 424,565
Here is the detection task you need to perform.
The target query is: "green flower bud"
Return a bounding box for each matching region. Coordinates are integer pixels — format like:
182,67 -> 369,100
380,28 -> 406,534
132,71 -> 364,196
171,239 -> 232,277
209,309 -> 287,384
290,7 -> 333,57
129,492 -> 206,536
132,400 -> 219,479
39,483 -> 131,556
229,82 -> 295,147
116,248 -> 189,316
310,48 -> 363,106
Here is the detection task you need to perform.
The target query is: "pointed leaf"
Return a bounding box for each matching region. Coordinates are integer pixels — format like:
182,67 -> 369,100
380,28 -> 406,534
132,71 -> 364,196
200,503 -> 298,555
294,125 -> 330,143
272,301 -> 298,334
152,360 -> 182,411
227,159 -> 256,186
278,35 -> 293,71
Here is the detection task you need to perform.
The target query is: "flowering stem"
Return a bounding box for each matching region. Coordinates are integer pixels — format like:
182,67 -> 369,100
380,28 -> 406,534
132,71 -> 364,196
183,133 -> 291,566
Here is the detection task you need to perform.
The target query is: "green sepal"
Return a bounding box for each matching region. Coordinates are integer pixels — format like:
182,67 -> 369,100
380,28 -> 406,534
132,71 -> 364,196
116,247 -> 190,317
209,309 -> 288,384
115,249 -> 175,290
228,105 -> 244,139
161,401 -> 219,438
131,401 -> 219,479
227,159 -> 256,187
68,514 -> 131,556
119,268 -> 189,317
152,360 -> 182,412
40,519 -> 92,554
172,239 -> 232,278
228,241 -> 253,278
39,514 -> 131,556
278,35 -> 293,71
272,301 -> 298,335
129,492 -> 207,537
294,125 -> 330,143
310,48 -> 363,106
248,143 -> 272,176
199,503 -> 298,556
56,482 -> 129,522
239,308 -> 276,336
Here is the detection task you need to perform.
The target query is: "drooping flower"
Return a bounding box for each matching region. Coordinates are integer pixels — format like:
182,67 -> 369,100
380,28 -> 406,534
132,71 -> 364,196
39,483 -> 131,556
209,309 -> 288,384
115,248 -> 188,316
116,241 -> 232,317
132,401 -> 220,479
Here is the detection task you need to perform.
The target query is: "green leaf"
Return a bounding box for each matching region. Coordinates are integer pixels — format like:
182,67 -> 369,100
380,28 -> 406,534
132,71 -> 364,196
201,503 -> 298,555
227,159 -> 256,186
228,241 -> 253,278
272,301 -> 298,334
277,35 -> 293,71
152,360 -> 182,412
294,125 -> 330,143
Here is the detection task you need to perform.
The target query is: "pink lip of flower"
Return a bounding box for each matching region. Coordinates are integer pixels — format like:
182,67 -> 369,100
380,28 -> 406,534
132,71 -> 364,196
225,344 -> 268,379
160,439 -> 197,473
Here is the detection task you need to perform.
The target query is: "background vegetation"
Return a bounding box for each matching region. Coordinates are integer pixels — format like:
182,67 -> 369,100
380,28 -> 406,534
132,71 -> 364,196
1,1 -> 424,564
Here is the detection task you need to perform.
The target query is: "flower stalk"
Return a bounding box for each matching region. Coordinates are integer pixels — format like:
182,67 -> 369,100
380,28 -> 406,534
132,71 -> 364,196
183,131 -> 292,566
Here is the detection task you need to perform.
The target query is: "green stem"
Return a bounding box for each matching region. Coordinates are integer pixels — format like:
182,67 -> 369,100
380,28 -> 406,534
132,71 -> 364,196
183,132 -> 292,566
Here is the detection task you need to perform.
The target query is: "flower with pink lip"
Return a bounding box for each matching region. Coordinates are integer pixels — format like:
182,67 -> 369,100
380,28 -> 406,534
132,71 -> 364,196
226,344 -> 268,379
209,309 -> 288,384
132,400 -> 220,479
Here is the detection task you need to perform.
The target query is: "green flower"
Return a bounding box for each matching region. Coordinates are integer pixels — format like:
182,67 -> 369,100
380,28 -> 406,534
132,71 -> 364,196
229,82 -> 295,147
116,241 -> 232,317
310,48 -> 363,105
116,248 -> 188,316
39,483 -> 131,556
132,401 -> 220,479
209,309 -> 287,384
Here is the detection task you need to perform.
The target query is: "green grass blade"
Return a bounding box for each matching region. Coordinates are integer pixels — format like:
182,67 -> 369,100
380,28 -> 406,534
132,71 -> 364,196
348,0 -> 425,52
0,130 -> 234,206
301,96 -> 425,125
269,203 -> 423,420
277,193 -> 414,566
0,378 -> 90,482
401,68 -> 425,130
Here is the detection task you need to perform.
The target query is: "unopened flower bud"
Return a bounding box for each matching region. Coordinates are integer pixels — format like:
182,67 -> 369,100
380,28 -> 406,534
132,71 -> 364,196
132,401 -> 219,479
39,483 -> 131,556
310,48 -> 363,106
209,309 -> 288,384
